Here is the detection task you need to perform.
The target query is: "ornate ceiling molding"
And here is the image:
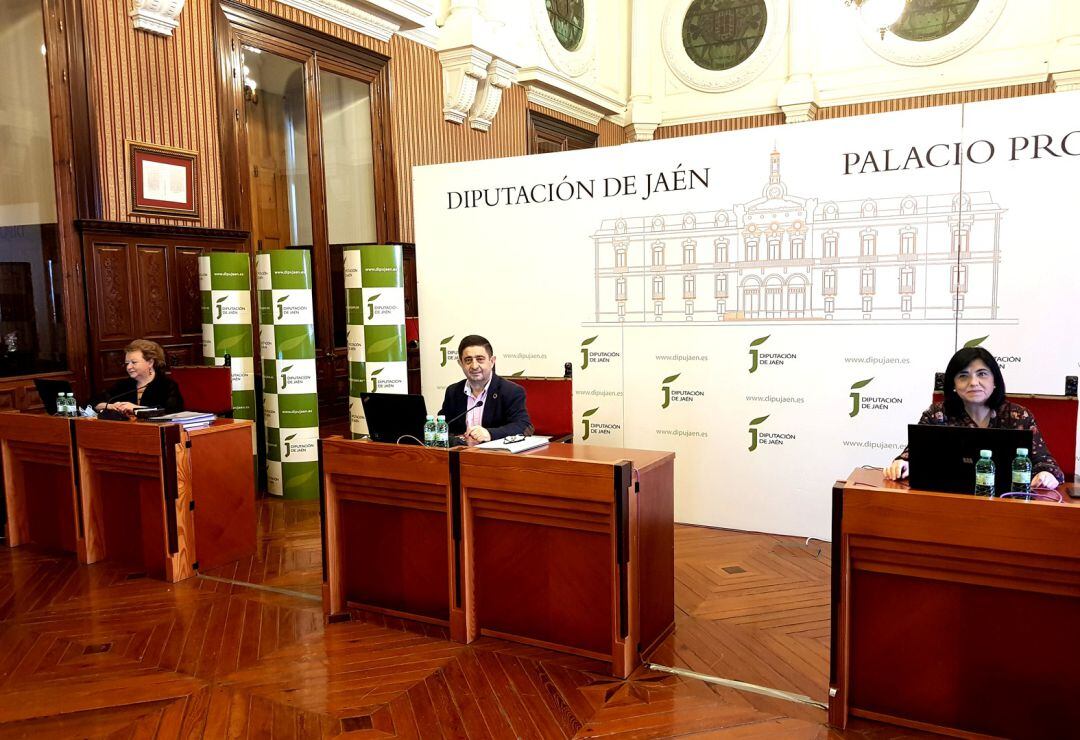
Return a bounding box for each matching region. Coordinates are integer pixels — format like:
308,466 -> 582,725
517,67 -> 624,123
524,87 -> 605,126
858,0 -> 1007,67
129,0 -> 186,37
278,0 -> 434,42
661,0 -> 787,93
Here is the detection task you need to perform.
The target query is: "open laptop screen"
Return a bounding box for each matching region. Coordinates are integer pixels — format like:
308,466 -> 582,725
359,393 -> 428,445
33,378 -> 73,415
907,424 -> 1033,495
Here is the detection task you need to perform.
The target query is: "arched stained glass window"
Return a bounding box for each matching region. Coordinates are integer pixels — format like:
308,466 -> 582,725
682,0 -> 767,71
891,0 -> 979,42
546,0 -> 585,51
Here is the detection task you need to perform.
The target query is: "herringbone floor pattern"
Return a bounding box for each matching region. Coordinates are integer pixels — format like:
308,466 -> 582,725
0,500 -> 935,738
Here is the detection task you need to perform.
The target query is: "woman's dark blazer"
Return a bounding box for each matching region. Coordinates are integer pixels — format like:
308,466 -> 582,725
93,372 -> 185,414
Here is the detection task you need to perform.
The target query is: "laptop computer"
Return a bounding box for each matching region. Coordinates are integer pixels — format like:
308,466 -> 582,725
907,424 -> 1033,495
33,378 -> 73,415
359,393 -> 429,445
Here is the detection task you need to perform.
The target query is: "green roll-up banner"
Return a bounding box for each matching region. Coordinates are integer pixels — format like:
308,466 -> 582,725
344,244 -> 407,438
257,250 -> 320,499
198,252 -> 257,428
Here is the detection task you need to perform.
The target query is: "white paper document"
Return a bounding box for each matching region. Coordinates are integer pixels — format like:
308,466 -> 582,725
477,436 -> 550,454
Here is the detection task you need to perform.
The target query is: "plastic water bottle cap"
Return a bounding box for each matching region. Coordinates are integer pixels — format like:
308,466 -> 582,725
1016,448 -> 1028,456
979,450 -> 992,457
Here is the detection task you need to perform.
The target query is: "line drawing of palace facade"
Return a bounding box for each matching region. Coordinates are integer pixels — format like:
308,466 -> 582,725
592,150 -> 1003,324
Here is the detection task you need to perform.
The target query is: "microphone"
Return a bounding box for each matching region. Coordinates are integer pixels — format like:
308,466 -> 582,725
446,399 -> 483,428
97,381 -> 151,419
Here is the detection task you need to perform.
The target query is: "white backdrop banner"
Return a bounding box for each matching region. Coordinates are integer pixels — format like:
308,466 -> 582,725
414,92 -> 1080,540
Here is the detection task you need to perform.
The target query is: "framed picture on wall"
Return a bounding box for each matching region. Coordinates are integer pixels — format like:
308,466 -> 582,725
127,141 -> 198,218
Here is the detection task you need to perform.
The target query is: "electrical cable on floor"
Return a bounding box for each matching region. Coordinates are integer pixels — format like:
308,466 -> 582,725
646,663 -> 829,710
197,573 -> 321,601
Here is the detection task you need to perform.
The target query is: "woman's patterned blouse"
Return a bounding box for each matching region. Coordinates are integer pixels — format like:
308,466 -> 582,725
896,401 -> 1064,482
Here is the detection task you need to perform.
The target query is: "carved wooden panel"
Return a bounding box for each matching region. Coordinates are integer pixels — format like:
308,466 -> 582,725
82,227 -> 246,394
0,388 -> 16,411
91,244 -> 135,340
174,247 -> 204,336
135,245 -> 172,338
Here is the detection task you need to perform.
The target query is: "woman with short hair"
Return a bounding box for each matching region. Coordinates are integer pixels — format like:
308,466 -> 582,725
885,346 -> 1063,489
92,339 -> 184,417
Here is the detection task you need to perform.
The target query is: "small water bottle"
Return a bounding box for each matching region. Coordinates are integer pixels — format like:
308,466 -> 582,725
436,415 -> 449,448
55,393 -> 68,416
1011,447 -> 1032,497
423,415 -> 436,446
68,393 -> 78,416
61,393 -> 73,416
974,449 -> 995,497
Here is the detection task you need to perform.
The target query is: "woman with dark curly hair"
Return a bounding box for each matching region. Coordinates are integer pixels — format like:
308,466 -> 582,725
885,346 -> 1063,489
92,339 -> 184,417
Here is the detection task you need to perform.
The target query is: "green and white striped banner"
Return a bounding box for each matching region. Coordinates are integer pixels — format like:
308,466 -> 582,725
198,252 -> 257,427
256,250 -> 320,499
344,244 -> 407,438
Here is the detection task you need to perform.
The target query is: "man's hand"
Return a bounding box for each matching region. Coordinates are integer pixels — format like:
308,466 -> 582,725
109,402 -> 138,416
465,425 -> 491,443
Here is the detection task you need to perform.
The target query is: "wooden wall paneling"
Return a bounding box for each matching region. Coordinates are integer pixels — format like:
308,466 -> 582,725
387,36 -> 529,243
598,119 -> 626,147
135,244 -> 174,338
815,81 -> 1053,120
654,112 -> 787,140
80,0 -> 224,228
89,242 -> 137,342
80,224 -> 246,393
174,246 -> 204,336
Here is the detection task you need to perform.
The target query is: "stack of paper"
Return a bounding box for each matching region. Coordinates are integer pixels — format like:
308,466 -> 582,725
150,410 -> 217,431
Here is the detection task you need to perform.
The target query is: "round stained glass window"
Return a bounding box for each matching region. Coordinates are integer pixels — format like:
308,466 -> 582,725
546,0 -> 584,51
891,0 -> 979,42
682,0 -> 767,72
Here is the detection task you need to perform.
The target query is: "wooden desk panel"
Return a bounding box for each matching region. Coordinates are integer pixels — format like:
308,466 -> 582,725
188,421 -> 256,571
0,413 -> 80,555
830,469 -> 1080,737
460,444 -> 675,678
75,419 -> 193,581
320,439 -> 456,628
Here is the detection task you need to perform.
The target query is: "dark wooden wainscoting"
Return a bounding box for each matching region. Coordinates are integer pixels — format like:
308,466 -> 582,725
79,221 -> 249,392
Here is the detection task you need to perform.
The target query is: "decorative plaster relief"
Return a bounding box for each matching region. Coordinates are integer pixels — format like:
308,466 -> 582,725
130,0 -> 186,37
469,58 -> 519,131
858,0 -> 1007,67
532,0 -> 598,79
661,0 -> 788,93
439,47 -> 492,124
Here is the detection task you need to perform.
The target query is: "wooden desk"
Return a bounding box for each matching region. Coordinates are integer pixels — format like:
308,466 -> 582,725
74,418 -> 254,581
320,439 -> 457,629
319,440 -> 676,677
0,414 -> 81,555
830,469 -> 1080,737
458,444 -> 675,678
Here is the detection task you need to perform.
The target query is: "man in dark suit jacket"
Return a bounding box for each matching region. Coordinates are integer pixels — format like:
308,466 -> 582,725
438,334 -> 533,443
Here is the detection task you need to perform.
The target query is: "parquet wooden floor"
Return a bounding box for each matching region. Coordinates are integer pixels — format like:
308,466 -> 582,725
0,500 -> 938,739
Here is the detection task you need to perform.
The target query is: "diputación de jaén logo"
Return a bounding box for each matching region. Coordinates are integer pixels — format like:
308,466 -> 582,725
439,335 -> 455,367
581,335 -> 597,369
660,373 -> 680,409
581,406 -> 598,440
747,414 -> 769,452
748,335 -> 768,374
849,377 -> 873,417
